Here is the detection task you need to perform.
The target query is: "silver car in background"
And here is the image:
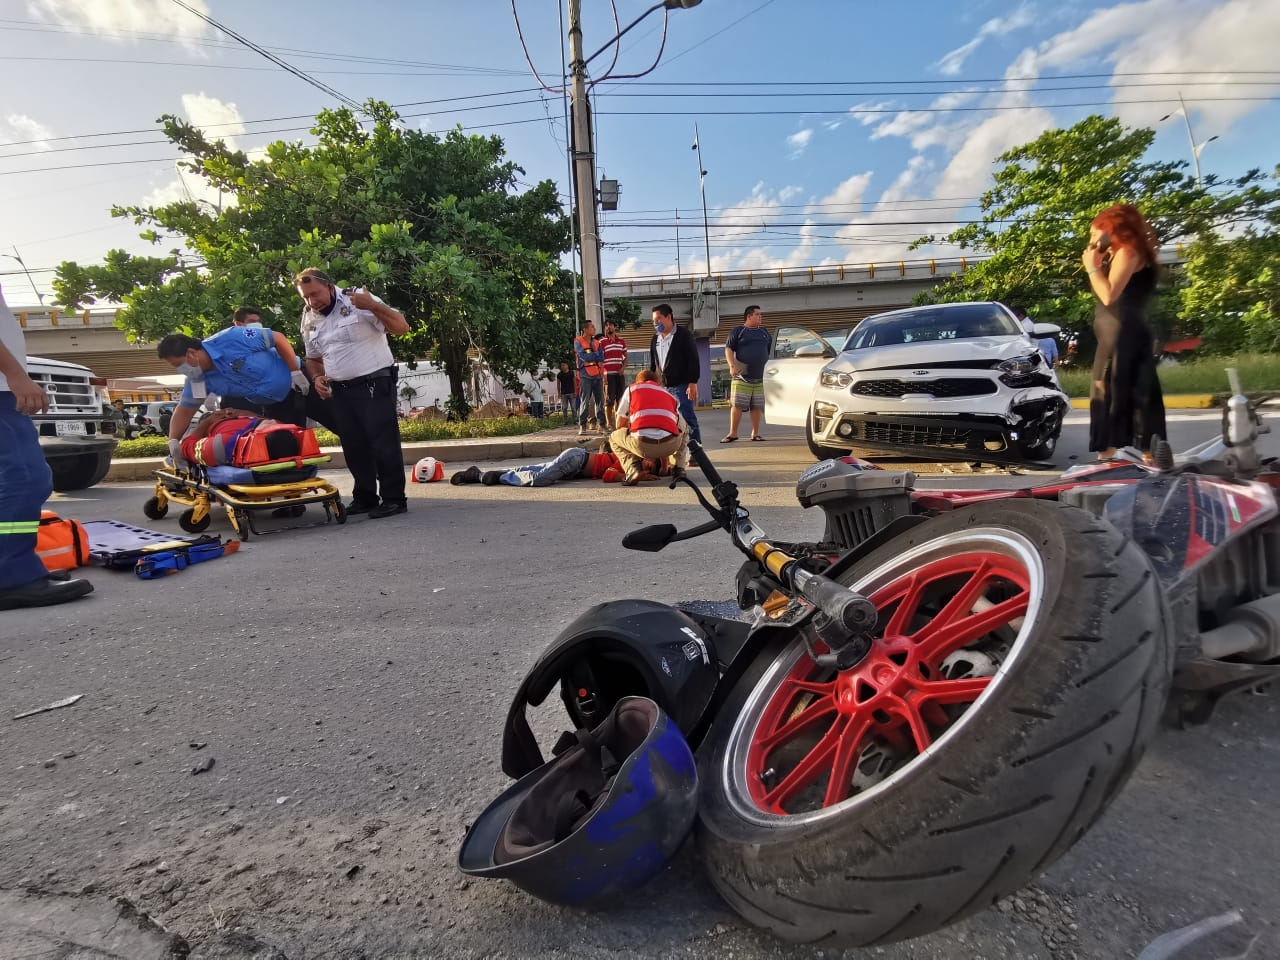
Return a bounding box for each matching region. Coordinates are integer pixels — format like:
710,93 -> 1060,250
764,301 -> 1069,463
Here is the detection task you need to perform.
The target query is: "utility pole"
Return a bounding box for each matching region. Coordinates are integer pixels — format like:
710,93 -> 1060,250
567,0 -> 603,331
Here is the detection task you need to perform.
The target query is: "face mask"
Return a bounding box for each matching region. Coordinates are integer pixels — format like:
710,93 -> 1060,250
653,320 -> 666,333
176,361 -> 204,381
242,321 -> 263,329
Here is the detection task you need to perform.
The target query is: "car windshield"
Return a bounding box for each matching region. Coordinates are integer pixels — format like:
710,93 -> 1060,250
845,304 -> 1021,350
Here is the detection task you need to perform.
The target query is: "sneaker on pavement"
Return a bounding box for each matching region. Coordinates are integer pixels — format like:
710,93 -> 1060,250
346,500 -> 379,515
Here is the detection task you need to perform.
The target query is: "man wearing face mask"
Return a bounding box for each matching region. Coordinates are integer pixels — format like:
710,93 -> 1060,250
648,303 -> 701,444
157,327 -> 310,467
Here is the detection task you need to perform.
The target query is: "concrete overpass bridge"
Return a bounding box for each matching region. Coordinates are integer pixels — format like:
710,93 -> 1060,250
14,305 -> 173,378
17,254 -> 974,382
603,255 -> 973,343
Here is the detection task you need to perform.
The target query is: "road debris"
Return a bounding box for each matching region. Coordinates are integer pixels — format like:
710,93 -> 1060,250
1137,909 -> 1254,959
13,694 -> 83,720
191,757 -> 215,775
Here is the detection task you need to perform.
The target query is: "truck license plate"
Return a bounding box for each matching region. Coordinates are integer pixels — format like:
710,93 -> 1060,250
55,421 -> 87,437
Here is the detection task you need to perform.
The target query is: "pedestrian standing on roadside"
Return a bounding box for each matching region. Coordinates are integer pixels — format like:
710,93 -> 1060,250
599,320 -> 628,429
296,267 -> 411,519
556,361 -> 576,425
0,284 -> 94,611
574,321 -> 606,437
722,304 -> 772,443
648,303 -> 701,444
1083,204 -> 1167,463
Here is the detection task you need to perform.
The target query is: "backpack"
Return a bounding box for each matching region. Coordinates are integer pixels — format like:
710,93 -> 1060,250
229,422 -> 322,468
36,510 -> 91,572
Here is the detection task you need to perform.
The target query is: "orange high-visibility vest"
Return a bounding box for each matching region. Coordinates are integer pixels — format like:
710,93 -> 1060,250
575,335 -> 603,377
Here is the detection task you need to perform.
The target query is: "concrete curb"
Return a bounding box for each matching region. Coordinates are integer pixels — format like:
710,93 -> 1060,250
1069,394 -> 1217,410
104,432 -> 601,483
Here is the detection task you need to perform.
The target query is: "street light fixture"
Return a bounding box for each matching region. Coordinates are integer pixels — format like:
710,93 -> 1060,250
568,0 -> 700,331
1160,93 -> 1218,189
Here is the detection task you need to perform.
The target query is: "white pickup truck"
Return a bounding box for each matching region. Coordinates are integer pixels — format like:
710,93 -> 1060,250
26,355 -> 120,490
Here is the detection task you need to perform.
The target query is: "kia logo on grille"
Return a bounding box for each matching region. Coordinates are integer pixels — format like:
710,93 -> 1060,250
912,370 -> 930,376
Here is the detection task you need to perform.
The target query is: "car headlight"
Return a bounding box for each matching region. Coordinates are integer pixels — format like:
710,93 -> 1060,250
997,355 -> 1038,377
820,370 -> 854,389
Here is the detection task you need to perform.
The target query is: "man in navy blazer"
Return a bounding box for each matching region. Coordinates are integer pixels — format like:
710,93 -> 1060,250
648,303 -> 701,444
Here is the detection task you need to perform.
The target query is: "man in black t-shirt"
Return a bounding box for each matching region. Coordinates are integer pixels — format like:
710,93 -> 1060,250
556,361 -> 576,424
722,305 -> 772,442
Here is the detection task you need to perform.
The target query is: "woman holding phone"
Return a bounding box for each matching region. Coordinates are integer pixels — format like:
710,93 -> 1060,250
1082,203 -> 1167,461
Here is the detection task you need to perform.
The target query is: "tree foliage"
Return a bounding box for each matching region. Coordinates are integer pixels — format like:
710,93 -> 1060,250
914,116 -> 1279,357
54,101 -> 575,417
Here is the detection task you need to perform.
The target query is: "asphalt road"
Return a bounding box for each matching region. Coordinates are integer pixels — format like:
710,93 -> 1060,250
1,408 -> 1275,959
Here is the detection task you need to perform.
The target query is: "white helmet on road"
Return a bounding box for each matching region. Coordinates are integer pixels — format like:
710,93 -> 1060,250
412,457 -> 445,483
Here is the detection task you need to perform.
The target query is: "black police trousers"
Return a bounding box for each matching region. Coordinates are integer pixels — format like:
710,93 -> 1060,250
329,375 -> 405,508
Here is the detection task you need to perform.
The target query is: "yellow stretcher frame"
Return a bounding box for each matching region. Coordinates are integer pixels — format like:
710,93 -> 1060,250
145,463 -> 347,540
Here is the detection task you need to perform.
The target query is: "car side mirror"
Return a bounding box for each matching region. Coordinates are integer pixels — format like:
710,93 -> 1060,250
794,344 -> 832,359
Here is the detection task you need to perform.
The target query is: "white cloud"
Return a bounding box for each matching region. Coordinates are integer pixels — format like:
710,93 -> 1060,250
848,101 -> 900,126
1,114 -> 54,151
181,93 -> 246,143
27,0 -> 213,50
786,128 -> 813,157
817,172 -> 873,209
143,94 -> 245,210
1029,0 -> 1280,131
711,181 -> 800,245
869,89 -> 981,153
935,5 -> 1036,75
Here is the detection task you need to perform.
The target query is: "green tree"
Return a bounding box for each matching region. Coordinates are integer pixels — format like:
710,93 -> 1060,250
54,101 -> 574,418
1176,166 -> 1280,353
914,115 -> 1276,356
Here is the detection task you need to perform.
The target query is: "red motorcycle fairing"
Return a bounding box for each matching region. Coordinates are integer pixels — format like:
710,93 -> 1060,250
1103,474 -> 1278,585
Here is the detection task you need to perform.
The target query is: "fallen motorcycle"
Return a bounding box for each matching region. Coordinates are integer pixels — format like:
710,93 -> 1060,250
461,370 -> 1278,947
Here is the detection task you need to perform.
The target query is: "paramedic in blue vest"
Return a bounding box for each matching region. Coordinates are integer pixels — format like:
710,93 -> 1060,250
157,326 -> 310,464
296,267 -> 411,520
608,369 -> 691,486
0,284 -> 94,610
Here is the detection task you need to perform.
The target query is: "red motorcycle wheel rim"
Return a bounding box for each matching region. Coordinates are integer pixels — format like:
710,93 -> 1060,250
743,550 -> 1031,816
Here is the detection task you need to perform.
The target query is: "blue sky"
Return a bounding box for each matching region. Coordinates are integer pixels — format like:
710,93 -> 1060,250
1,0 -> 1277,308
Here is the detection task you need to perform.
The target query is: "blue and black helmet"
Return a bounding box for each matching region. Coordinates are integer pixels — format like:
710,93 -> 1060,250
458,697 -> 698,907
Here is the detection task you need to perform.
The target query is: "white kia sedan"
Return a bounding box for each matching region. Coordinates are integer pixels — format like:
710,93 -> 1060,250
764,301 -> 1069,462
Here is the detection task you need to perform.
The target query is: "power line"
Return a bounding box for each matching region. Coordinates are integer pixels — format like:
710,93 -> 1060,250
168,0 -> 362,111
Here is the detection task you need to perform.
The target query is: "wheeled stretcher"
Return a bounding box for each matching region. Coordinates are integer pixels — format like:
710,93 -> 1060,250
144,458 -> 347,540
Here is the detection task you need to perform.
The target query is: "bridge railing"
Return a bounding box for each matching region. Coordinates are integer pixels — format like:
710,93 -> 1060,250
15,307 -> 122,330
604,256 -> 977,297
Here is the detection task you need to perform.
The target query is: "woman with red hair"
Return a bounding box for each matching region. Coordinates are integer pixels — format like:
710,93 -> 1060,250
1082,203 -> 1167,461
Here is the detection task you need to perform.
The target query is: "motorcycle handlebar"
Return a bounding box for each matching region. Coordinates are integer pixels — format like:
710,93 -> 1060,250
795,570 -> 877,633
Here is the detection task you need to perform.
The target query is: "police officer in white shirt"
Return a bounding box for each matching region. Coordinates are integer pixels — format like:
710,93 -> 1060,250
295,268 -> 411,519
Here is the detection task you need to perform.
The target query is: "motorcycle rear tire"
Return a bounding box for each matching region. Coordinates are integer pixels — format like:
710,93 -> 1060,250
696,499 -> 1171,947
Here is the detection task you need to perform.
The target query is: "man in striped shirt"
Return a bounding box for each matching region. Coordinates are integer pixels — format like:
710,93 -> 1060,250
599,320 -> 628,430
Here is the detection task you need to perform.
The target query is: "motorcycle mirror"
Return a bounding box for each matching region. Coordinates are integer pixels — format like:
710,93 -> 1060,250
622,524 -> 678,552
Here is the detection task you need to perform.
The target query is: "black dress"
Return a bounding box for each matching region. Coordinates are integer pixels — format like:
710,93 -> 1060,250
1089,263 -> 1167,453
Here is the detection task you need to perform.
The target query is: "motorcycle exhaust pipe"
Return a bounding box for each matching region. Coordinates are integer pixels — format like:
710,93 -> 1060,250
1198,593 -> 1280,662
